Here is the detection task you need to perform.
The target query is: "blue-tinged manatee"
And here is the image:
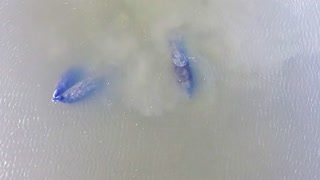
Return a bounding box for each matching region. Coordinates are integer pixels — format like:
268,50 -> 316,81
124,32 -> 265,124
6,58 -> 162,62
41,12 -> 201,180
52,76 -> 105,103
169,36 -> 194,96
52,66 -> 85,100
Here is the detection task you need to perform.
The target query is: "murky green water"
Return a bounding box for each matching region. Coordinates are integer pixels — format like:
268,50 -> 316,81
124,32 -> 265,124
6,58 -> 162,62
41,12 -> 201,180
1,0 -> 320,179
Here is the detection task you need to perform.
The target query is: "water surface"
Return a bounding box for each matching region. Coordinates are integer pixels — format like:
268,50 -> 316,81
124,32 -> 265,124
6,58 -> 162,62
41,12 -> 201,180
1,0 -> 320,179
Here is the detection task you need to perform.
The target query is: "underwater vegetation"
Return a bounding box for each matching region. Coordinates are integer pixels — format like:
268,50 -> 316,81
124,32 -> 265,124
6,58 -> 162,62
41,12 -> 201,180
169,36 -> 194,96
52,67 -> 105,103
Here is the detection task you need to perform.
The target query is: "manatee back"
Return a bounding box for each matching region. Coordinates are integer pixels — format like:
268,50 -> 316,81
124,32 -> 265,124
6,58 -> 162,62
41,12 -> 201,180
52,66 -> 86,99
57,76 -> 106,103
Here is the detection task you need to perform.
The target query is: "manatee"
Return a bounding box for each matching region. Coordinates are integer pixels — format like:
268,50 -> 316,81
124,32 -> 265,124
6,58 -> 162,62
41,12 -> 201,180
52,76 -> 105,103
52,66 -> 85,100
169,36 -> 194,96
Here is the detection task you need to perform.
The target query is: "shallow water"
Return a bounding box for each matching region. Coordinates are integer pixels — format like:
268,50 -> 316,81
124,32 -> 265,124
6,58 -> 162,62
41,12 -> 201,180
1,0 -> 320,179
